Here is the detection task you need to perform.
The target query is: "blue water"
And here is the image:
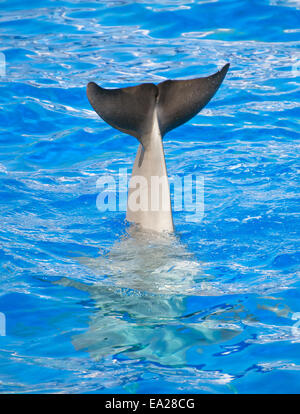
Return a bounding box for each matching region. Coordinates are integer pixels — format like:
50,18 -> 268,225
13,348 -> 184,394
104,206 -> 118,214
0,0 -> 300,394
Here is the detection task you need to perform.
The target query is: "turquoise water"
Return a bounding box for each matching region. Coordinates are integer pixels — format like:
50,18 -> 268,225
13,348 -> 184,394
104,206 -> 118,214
0,0 -> 300,394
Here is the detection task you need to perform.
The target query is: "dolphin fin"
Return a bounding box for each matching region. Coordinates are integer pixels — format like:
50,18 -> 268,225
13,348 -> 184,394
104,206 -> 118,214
87,63 -> 229,140
156,63 -> 230,136
86,81 -> 158,146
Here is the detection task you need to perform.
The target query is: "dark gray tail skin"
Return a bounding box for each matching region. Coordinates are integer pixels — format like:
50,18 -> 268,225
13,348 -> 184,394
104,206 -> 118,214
87,63 -> 229,146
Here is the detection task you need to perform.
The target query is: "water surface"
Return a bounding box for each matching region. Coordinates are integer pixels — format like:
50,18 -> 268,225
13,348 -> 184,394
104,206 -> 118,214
0,0 -> 300,394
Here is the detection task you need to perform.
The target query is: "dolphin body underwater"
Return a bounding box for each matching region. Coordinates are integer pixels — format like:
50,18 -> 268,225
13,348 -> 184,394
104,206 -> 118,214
51,65 -> 245,366
87,63 -> 230,232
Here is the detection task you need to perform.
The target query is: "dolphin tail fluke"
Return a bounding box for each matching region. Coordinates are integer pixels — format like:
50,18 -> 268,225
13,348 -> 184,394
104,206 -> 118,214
86,81 -> 158,147
87,63 -> 230,141
156,63 -> 230,136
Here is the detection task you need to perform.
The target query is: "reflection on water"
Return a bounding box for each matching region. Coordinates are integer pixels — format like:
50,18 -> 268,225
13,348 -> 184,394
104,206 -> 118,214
55,227 -> 245,365
75,226 -> 203,295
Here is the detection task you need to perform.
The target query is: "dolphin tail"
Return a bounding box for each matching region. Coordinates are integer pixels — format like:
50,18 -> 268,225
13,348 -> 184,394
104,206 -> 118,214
86,63 -> 230,146
157,63 -> 230,136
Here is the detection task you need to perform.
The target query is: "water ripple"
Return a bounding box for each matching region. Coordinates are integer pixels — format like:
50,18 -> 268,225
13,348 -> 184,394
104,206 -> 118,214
0,0 -> 300,395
